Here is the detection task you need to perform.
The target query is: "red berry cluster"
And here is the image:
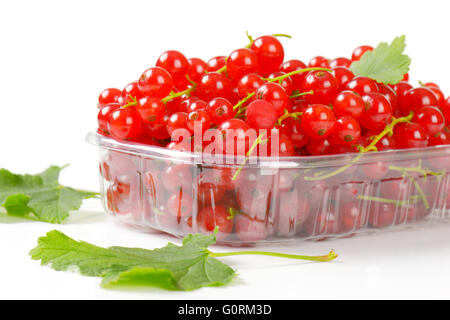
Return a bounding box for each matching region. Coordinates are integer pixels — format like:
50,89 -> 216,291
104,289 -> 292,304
97,38 -> 450,156
96,34 -> 450,243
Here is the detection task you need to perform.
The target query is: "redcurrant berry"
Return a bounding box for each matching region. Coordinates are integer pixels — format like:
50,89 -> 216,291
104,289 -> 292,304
301,104 -> 336,139
301,70 -> 339,105
250,35 -> 284,76
226,48 -> 259,81
333,90 -> 365,119
138,67 -> 173,98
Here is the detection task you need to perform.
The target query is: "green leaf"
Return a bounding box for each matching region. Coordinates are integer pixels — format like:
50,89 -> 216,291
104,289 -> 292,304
350,35 -> 411,84
0,166 -> 98,223
30,230 -> 236,291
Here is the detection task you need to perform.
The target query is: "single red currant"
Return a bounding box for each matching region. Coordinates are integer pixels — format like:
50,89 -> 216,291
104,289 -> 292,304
167,189 -> 193,218
136,96 -> 165,124
195,72 -> 232,101
156,50 -> 189,87
344,76 -> 379,96
108,108 -> 144,140
98,88 -> 121,108
98,103 -> 120,134
331,67 -> 354,90
351,45 -> 373,61
197,206 -> 233,241
279,59 -> 308,90
245,100 -> 277,129
412,106 -> 445,136
332,116 -> 361,146
226,48 -> 259,81
255,82 -> 289,115
187,110 -> 211,134
394,122 -> 429,149
121,81 -> 143,102
308,56 -> 330,68
166,112 -> 189,136
402,87 -> 438,114
329,57 -> 351,68
267,72 -> 293,95
207,56 -> 226,72
301,70 -> 339,105
360,93 -> 393,132
138,67 -> 173,98
187,57 -> 208,83
333,90 -> 365,119
306,137 -> 332,155
429,127 -> 450,146
206,98 -> 235,125
301,104 -> 336,139
250,35 -> 284,76
236,73 -> 264,99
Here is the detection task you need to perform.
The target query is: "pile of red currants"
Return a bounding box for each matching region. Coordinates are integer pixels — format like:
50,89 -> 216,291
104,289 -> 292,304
95,33 -> 450,243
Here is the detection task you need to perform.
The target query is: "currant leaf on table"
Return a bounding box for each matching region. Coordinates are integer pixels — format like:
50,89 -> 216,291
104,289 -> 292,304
350,35 -> 411,84
0,166 -> 98,223
30,229 -> 337,291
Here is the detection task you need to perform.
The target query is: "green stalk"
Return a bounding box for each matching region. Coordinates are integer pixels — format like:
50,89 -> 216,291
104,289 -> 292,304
264,67 -> 331,83
289,90 -> 314,99
161,85 -> 197,104
232,132 -> 267,181
209,250 -> 337,262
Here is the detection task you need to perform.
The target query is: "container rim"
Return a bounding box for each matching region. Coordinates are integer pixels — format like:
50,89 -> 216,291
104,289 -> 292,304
86,131 -> 450,169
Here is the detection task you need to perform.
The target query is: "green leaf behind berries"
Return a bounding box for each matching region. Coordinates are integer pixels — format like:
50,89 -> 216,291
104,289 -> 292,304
350,35 -> 411,85
29,230 -> 236,291
0,166 -> 98,223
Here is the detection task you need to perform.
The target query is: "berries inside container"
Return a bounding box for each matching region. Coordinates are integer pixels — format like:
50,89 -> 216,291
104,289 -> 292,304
88,33 -> 450,245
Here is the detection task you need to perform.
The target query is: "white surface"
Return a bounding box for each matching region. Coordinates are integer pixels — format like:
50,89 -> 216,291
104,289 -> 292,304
1,0 -> 450,300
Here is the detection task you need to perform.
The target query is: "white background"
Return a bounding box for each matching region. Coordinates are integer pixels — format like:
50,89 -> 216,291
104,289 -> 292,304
1,0 -> 450,300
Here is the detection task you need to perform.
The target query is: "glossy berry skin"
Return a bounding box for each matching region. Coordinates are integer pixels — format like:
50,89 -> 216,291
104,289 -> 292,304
308,56 -> 330,68
108,108 -> 144,140
268,72 -> 293,95
429,128 -> 450,146
219,119 -> 252,155
236,73 -> 264,99
360,93 -> 393,132
333,90 -> 365,119
161,164 -> 192,192
166,112 -> 188,136
226,48 -> 259,81
250,35 -> 284,77
412,106 -> 445,136
302,70 -> 339,105
273,134 -> 295,157
187,110 -> 211,134
402,87 -> 438,114
121,81 -> 143,102
351,45 -> 373,61
255,82 -> 289,115
426,86 -> 445,108
443,97 -> 450,124
195,72 -> 232,101
332,116 -> 361,146
207,56 -> 226,72
378,83 -> 398,112
306,138 -> 332,156
136,96 -> 165,124
187,58 -> 209,83
245,100 -> 277,129
288,119 -> 309,148
184,99 -> 208,113
331,67 -> 354,90
98,88 -> 121,108
138,67 -> 173,98
392,81 -> 413,115
197,206 -> 233,241
301,104 -> 336,139
156,50 -> 189,87
329,57 -> 351,68
98,103 -> 120,134
167,190 -> 193,218
206,98 -> 235,125
394,122 -> 429,149
344,76 -> 379,96
279,59 -> 308,90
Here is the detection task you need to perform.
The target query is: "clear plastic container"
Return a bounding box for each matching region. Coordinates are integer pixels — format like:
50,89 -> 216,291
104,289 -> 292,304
87,131 -> 450,245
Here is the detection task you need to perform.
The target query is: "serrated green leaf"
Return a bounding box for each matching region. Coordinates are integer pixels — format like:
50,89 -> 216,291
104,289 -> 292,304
350,35 -> 411,84
0,166 -> 98,223
30,230 -> 236,291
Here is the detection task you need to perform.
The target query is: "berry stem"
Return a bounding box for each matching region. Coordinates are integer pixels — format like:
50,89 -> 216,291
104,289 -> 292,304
276,110 -> 303,126
161,84 -> 197,103
356,195 -> 418,206
121,96 -> 138,108
233,92 -> 255,111
289,90 -> 314,99
232,131 -> 267,181
388,159 -> 443,178
209,249 -> 337,262
216,65 -> 227,74
304,112 -> 414,181
264,68 -> 331,83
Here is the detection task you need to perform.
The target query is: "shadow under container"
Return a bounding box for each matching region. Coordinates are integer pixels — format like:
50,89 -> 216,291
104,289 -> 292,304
87,132 -> 450,245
